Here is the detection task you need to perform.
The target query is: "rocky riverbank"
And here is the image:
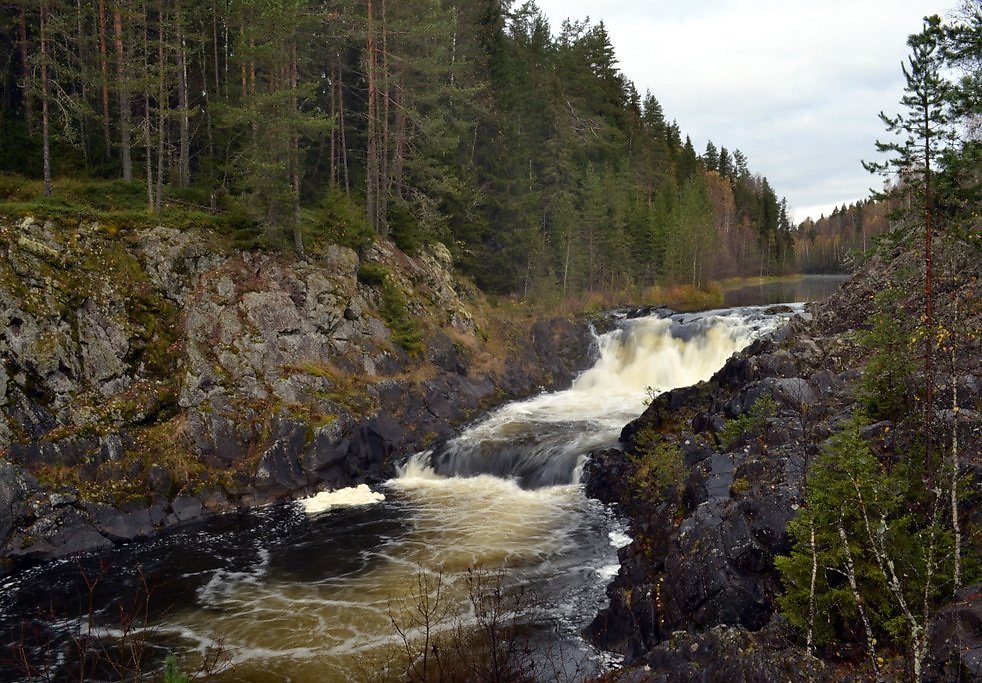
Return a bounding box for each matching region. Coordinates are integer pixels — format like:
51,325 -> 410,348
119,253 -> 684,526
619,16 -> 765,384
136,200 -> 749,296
0,216 -> 593,571
584,240 -> 981,681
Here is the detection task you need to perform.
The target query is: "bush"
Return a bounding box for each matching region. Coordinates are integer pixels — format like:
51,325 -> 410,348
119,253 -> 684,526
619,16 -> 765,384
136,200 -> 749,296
719,395 -> 776,450
379,280 -> 424,355
628,427 -> 686,504
357,262 -> 389,287
309,186 -> 373,251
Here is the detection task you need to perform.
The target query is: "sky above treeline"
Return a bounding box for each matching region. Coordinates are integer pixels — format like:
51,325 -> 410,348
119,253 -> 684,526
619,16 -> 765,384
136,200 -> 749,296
533,0 -> 955,224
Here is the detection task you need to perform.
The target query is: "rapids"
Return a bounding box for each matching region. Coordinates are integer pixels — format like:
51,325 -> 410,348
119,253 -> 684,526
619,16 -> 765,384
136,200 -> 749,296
0,304 -> 802,682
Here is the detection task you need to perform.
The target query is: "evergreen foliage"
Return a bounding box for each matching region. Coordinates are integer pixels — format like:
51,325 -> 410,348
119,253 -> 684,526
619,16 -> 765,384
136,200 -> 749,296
0,0 -> 797,298
856,286 -> 920,421
776,11 -> 981,677
775,415 -> 952,656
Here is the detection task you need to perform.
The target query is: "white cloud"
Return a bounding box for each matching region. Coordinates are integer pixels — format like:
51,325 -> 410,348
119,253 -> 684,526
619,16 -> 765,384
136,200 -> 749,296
531,0 -> 953,223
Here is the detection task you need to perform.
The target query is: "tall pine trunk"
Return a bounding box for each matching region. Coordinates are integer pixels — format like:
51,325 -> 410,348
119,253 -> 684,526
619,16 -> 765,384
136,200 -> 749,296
98,0 -> 112,155
40,1 -> 52,195
113,0 -> 132,181
366,0 -> 379,232
18,3 -> 33,133
176,0 -> 190,186
155,0 -> 165,212
290,46 -> 304,257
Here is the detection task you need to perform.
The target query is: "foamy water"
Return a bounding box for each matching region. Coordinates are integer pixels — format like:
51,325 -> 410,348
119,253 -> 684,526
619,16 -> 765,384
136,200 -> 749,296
0,305 -> 799,682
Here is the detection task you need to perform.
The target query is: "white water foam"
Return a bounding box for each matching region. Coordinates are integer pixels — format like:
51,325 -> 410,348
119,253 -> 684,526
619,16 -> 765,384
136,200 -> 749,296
298,484 -> 386,515
413,305 -> 798,487
106,306 -> 801,682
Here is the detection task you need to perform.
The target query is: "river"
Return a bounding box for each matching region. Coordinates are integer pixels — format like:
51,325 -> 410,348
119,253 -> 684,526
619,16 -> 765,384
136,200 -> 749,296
0,293 -> 834,681
721,274 -> 848,308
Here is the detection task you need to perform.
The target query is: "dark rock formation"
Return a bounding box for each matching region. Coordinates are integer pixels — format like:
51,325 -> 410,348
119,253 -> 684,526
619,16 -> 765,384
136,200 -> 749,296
585,243 -> 982,680
0,218 -> 594,569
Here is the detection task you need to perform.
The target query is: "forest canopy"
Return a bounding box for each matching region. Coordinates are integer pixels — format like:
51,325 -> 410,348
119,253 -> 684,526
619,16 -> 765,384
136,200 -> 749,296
2,0 -> 858,297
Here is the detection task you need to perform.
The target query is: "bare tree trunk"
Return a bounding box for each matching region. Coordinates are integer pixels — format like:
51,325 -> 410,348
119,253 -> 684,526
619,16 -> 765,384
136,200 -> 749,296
155,0 -> 165,212
329,58 -> 337,188
74,0 -> 90,168
239,24 -> 247,99
113,0 -> 132,181
98,0 -> 111,155
378,0 -> 389,231
807,517 -> 817,655
176,0 -> 190,186
392,73 -> 406,200
951,332 -> 961,590
923,123 -> 935,479
142,0 -> 153,211
290,46 -> 304,257
212,6 -> 220,94
366,0 -> 379,232
18,3 -> 33,133
338,59 -> 350,195
838,521 -> 879,677
40,1 -> 52,196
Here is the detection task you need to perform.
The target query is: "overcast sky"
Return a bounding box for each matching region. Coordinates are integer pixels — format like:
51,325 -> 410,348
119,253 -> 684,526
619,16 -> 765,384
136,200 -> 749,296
531,0 -> 954,223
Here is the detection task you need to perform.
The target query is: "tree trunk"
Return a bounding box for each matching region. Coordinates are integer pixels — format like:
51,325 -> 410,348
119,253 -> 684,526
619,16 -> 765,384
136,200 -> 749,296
155,0 -> 165,213
923,118 -> 934,478
40,1 -> 52,196
366,0 -> 379,232
176,0 -> 190,186
98,0 -> 112,155
950,334 -> 961,589
329,58 -> 337,188
113,0 -> 132,181
338,58 -> 350,195
838,521 -> 880,677
212,6 -> 220,94
18,3 -> 33,133
142,0 -> 154,211
74,0 -> 90,169
290,46 -> 304,257
379,0 -> 389,231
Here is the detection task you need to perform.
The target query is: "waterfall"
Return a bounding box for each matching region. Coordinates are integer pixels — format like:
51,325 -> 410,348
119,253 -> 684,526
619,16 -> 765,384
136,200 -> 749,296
0,305 -> 802,683
404,305 -> 799,488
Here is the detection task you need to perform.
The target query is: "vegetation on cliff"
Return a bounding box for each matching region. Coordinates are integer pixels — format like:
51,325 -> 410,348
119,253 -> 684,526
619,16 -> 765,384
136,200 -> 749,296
587,9 -> 981,681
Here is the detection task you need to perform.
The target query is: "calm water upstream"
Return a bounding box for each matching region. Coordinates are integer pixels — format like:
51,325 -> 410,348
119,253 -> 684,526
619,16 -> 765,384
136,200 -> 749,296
0,299 -> 826,681
722,274 -> 848,308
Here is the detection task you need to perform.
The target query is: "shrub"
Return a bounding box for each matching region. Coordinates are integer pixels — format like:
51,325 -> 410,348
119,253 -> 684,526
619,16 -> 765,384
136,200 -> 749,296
719,395 -> 776,450
628,427 -> 686,504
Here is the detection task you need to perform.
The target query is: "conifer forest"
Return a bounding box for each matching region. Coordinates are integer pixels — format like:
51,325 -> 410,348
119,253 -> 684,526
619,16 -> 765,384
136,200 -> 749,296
0,0 -> 808,297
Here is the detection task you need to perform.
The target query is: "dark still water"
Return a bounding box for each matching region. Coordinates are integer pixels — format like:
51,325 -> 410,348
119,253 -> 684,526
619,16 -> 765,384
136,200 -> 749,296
722,274 -> 849,308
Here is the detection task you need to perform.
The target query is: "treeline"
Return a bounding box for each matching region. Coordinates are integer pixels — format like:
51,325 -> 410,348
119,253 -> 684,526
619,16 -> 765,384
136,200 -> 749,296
0,0 -> 795,296
793,198 -> 899,273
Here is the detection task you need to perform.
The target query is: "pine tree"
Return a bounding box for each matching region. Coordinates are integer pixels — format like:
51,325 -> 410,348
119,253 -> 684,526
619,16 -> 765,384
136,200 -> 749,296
863,15 -> 954,477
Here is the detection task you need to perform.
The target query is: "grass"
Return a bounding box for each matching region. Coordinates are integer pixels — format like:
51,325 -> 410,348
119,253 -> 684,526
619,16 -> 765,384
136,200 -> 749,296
0,173 -> 258,248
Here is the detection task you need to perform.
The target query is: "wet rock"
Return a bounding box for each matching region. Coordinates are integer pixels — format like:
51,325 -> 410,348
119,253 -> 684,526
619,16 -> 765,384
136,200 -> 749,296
0,461 -> 38,543
8,505 -> 113,562
86,502 -> 158,542
166,496 -> 205,526
254,420 -> 309,498
636,619 -> 829,683
924,584 -> 982,682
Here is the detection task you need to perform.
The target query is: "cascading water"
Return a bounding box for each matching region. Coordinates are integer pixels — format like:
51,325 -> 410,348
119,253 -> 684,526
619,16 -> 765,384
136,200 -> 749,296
0,305 -> 801,682
415,306 -> 799,488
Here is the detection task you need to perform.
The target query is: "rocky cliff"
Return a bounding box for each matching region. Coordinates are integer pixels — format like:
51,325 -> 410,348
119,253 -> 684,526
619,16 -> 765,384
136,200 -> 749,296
0,216 -> 593,569
585,240 -> 981,681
